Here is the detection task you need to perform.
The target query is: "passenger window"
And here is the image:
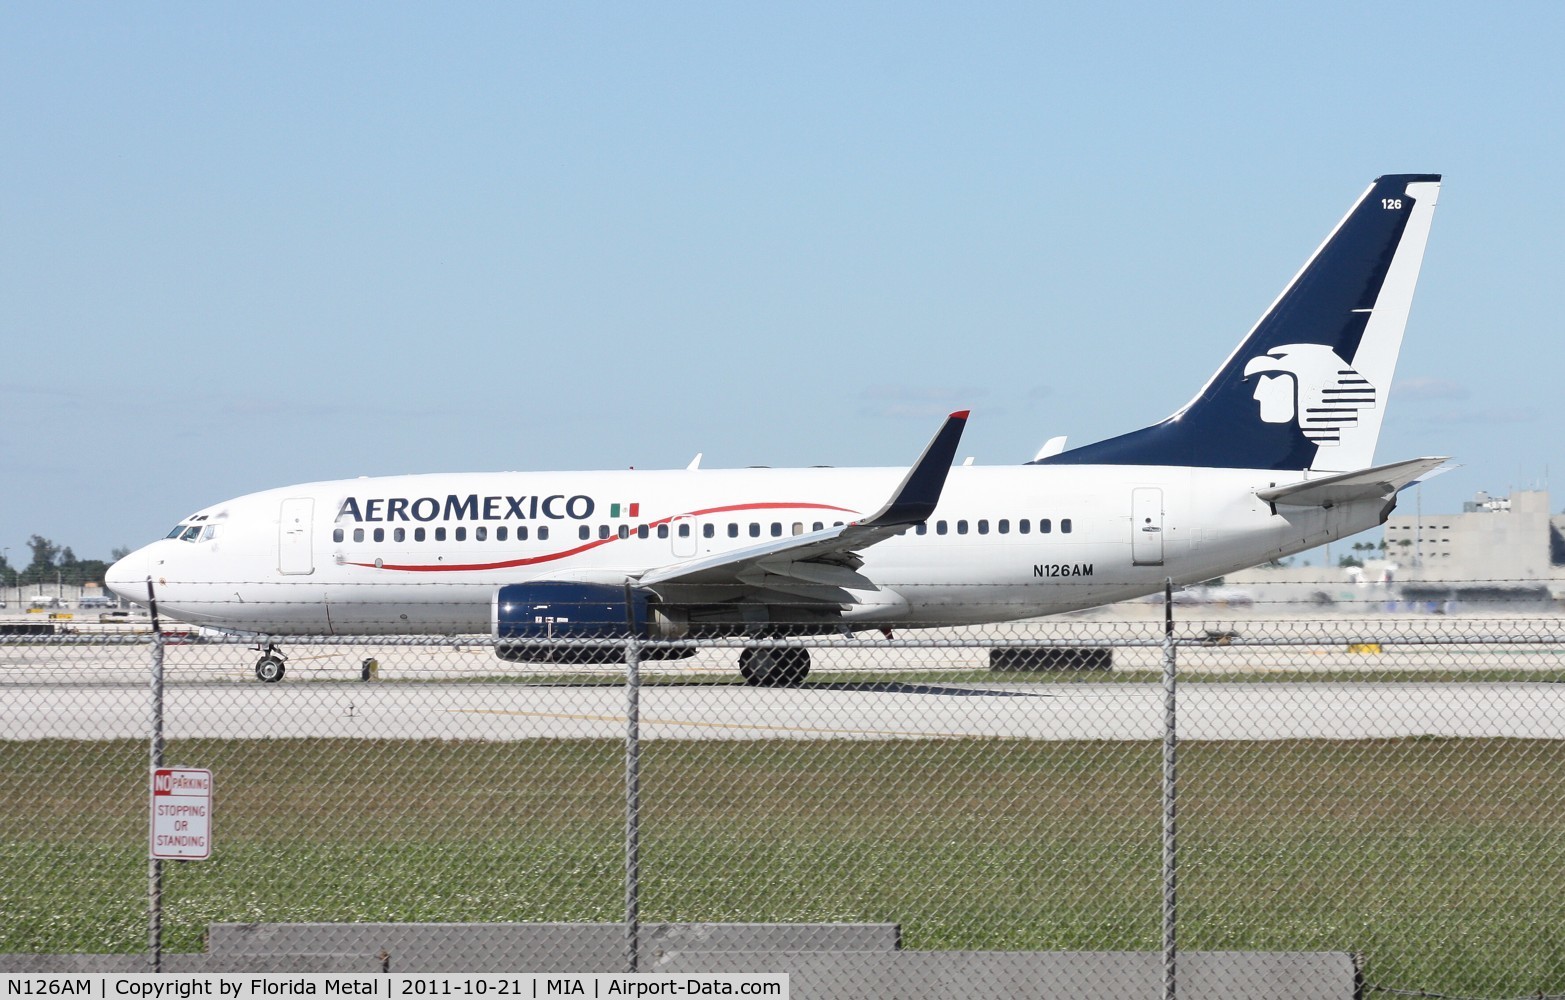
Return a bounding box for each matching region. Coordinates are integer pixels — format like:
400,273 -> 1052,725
580,526 -> 591,541
618,525 -> 629,540
514,526 -> 525,541
679,523 -> 691,538
497,526 -> 508,542
454,527 -> 466,542
394,527 -> 406,543
637,525 -> 649,539
1062,518 -> 1073,534
434,527 -> 446,541
333,528 -> 344,543
475,527 -> 487,541
415,527 -> 426,542
353,528 -> 365,543
998,519 -> 1010,534
977,519 -> 989,535
599,525 -> 611,539
916,523 -> 927,535
749,523 -> 761,537
538,526 -> 549,540
957,520 -> 968,535
1040,519 -> 1052,534
657,524 -> 669,539
373,528 -> 384,543
769,522 -> 782,537
812,522 -> 823,531
936,521 -> 948,535
728,524 -> 739,538
1019,520 -> 1030,535
703,524 -> 715,538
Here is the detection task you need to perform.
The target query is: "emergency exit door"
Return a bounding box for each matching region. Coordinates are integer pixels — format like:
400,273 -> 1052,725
1131,488 -> 1164,566
670,515 -> 698,558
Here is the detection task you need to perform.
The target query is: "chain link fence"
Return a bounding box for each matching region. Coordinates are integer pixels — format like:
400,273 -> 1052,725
3,596 -> 1564,997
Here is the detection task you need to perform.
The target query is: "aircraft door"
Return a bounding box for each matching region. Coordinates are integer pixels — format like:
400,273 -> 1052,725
279,498 -> 315,575
1131,488 -> 1164,566
671,516 -> 698,558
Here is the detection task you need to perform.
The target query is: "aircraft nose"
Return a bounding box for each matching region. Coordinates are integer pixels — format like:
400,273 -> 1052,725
105,549 -> 151,606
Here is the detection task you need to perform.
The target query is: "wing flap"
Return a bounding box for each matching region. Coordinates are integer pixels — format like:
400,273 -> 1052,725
733,570 -> 856,603
752,559 -> 880,590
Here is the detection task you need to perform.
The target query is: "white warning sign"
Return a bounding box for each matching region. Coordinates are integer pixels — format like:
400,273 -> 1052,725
150,767 -> 212,860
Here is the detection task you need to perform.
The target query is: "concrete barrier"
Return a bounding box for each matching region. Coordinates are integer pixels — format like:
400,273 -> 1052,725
656,950 -> 1358,1000
7,924 -> 1358,998
989,647 -> 1113,671
207,921 -> 900,972
0,954 -> 381,973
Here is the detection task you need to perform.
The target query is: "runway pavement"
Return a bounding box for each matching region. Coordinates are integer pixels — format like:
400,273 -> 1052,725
5,615 -> 1564,742
5,674 -> 1563,741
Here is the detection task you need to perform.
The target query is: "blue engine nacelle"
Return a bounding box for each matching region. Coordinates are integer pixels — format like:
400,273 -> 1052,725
491,582 -> 691,663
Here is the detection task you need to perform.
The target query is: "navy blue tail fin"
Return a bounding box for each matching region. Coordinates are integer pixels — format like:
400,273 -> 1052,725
1034,174 -> 1441,473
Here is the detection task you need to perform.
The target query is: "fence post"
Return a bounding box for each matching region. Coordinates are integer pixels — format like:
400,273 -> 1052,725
146,580 -> 165,974
1162,578 -> 1178,1000
624,625 -> 643,974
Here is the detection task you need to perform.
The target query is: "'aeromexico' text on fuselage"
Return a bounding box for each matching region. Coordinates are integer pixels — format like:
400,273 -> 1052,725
336,494 -> 597,523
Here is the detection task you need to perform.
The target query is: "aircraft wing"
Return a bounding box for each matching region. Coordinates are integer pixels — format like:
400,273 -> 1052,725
1256,456 -> 1450,510
635,411 -> 969,602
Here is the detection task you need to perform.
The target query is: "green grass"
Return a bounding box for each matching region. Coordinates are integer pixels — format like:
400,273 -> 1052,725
2,738 -> 1562,997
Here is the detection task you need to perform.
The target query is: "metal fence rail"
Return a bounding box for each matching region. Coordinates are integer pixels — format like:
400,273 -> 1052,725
3,608 -> 1564,997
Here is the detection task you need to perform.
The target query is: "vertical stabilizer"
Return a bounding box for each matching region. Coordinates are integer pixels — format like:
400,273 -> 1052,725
1035,174 -> 1441,472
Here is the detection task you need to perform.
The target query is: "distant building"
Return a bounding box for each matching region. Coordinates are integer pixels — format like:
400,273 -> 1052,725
1219,489 -> 1565,609
1382,489 -> 1565,603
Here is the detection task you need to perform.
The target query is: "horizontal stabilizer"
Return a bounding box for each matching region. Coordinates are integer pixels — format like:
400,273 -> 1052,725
1256,456 -> 1449,509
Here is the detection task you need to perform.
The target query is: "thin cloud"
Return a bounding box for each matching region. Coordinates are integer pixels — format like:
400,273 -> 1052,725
859,385 -> 988,419
1392,376 -> 1469,401
1420,405 -> 1538,426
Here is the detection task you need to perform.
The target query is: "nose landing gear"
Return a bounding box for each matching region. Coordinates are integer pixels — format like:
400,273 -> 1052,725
254,644 -> 287,683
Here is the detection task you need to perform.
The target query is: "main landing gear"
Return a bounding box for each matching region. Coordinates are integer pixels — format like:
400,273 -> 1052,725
254,644 -> 287,683
738,645 -> 810,687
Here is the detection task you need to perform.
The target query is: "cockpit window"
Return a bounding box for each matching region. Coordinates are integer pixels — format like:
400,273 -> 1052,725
199,525 -> 218,542
180,525 -> 202,542
166,525 -> 185,539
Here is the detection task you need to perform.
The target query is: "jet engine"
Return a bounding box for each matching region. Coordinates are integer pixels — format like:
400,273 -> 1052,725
491,581 -> 692,663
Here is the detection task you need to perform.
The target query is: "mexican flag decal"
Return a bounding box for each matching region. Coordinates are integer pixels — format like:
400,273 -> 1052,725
609,503 -> 641,518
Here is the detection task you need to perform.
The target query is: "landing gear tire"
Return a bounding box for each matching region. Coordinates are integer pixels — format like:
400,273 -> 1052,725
738,646 -> 810,687
255,655 -> 286,683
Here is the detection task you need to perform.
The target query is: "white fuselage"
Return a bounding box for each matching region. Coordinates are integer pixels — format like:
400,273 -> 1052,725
107,463 -> 1386,636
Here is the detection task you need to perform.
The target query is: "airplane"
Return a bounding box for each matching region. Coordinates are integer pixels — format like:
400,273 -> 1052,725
106,174 -> 1446,685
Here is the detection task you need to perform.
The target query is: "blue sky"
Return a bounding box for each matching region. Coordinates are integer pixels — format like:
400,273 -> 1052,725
2,2 -> 1561,564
